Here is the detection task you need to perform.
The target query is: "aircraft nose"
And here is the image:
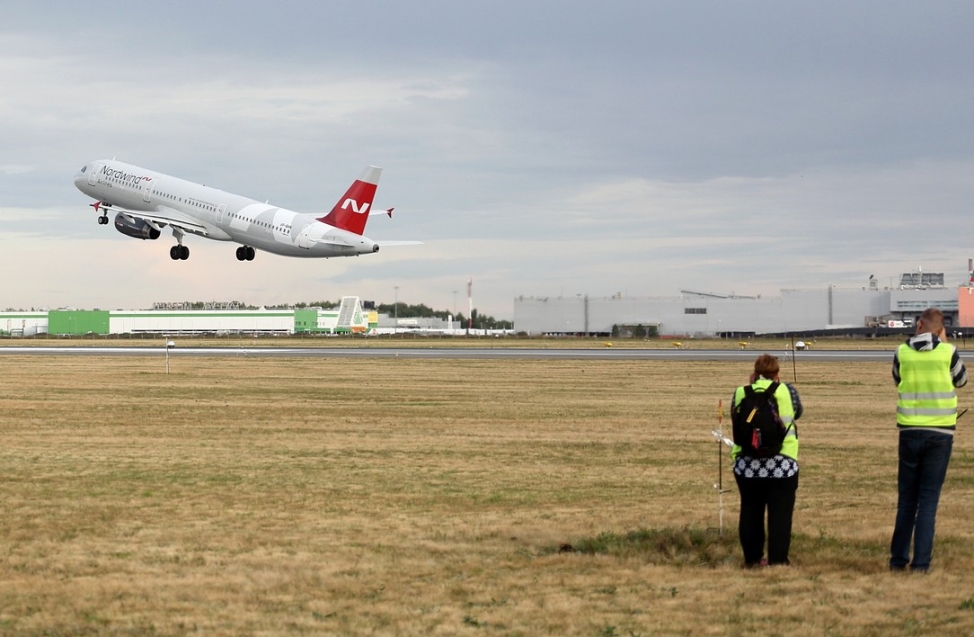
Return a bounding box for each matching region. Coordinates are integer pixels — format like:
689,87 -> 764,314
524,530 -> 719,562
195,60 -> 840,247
73,165 -> 88,188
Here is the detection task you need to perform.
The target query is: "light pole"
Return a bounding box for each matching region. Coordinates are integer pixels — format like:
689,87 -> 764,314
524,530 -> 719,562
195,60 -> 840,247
394,286 -> 399,336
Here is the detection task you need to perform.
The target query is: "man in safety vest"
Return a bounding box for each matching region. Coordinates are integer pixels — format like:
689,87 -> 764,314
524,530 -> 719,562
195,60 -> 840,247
890,307 -> 967,572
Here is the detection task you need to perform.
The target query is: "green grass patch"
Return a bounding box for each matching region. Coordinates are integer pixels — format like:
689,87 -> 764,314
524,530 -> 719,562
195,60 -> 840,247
555,527 -> 739,567
556,526 -> 891,571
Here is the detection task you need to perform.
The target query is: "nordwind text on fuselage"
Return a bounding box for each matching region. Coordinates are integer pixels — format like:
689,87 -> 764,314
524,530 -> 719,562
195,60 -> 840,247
100,164 -> 152,186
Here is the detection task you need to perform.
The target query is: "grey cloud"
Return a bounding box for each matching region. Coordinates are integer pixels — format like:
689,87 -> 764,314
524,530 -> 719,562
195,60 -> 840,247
0,2 -> 970,317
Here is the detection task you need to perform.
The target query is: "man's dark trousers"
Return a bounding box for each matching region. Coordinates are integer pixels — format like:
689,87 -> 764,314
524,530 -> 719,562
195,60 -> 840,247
890,429 -> 953,571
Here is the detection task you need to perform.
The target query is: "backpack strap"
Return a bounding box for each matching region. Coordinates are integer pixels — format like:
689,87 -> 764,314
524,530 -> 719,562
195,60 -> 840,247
743,382 -> 779,402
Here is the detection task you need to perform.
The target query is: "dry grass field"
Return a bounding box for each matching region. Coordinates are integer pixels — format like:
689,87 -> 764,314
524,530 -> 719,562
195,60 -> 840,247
1,352 -> 973,636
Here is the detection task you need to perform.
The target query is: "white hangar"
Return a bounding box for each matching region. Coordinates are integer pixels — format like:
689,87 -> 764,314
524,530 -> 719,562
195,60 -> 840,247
513,273 -> 962,337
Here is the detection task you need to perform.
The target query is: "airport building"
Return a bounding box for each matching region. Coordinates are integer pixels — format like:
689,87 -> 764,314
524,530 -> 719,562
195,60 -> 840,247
0,311 -> 49,337
513,271 -> 970,337
5,270 -> 973,339
0,297 -> 377,337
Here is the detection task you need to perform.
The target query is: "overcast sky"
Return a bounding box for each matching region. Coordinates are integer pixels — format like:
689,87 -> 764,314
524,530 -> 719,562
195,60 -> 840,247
1,1 -> 971,318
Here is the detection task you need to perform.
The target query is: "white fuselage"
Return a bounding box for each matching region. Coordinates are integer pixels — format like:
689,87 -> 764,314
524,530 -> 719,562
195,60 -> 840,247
73,160 -> 377,258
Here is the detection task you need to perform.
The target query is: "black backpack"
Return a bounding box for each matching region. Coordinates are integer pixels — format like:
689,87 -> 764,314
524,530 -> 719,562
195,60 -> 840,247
732,382 -> 786,458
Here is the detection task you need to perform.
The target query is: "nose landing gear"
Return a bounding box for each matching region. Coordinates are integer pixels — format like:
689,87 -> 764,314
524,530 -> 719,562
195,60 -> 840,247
235,246 -> 256,261
91,201 -> 110,225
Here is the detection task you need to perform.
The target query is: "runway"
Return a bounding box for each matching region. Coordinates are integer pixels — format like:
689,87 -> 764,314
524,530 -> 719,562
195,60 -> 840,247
0,346 -> 896,361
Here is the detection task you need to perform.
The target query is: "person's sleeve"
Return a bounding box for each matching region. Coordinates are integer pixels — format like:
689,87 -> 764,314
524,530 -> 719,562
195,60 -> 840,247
729,389 -> 742,460
892,351 -> 901,385
787,383 -> 803,420
951,346 -> 967,388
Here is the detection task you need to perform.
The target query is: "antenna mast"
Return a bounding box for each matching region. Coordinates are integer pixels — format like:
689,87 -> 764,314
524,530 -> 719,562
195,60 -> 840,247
467,278 -> 473,331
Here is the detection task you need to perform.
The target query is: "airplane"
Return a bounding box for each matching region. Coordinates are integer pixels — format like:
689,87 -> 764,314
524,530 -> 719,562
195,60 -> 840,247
73,159 -> 418,261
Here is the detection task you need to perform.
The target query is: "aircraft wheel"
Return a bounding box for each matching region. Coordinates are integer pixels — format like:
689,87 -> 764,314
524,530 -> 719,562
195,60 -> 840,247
179,245 -> 190,260
235,246 -> 246,261
245,247 -> 255,261
98,216 -> 108,225
170,246 -> 181,260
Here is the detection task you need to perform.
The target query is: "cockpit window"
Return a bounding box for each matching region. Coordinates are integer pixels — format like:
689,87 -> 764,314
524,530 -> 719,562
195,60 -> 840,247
80,166 -> 87,173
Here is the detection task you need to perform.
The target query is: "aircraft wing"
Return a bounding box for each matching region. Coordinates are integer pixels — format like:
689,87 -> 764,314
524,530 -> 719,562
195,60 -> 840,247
114,207 -> 210,235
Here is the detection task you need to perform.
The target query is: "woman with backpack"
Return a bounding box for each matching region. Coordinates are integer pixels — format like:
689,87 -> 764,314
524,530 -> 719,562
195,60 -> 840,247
730,354 -> 803,567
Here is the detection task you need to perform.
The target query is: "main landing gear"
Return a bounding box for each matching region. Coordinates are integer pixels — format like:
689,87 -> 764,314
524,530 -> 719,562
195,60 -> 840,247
235,246 -> 256,261
170,227 -> 189,261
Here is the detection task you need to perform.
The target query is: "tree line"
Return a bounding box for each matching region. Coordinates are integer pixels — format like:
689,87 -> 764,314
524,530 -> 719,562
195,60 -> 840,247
278,300 -> 514,330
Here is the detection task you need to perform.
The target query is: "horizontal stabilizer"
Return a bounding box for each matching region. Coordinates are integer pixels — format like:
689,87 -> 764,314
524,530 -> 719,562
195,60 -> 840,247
375,240 -> 423,247
314,238 -> 358,248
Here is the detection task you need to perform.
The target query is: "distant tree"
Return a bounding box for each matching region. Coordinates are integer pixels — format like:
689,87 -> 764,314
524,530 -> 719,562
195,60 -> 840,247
309,300 -> 339,309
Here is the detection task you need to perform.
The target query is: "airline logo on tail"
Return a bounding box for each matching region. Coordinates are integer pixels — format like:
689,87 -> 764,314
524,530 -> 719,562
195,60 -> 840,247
342,198 -> 371,214
318,166 -> 382,235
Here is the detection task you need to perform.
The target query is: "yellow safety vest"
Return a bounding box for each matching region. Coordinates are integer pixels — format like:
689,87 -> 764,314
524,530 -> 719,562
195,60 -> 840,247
896,343 -> 957,427
731,378 -> 798,460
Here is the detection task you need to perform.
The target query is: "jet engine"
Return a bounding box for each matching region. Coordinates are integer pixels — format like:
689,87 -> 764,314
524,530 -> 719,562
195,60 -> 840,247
114,213 -> 161,240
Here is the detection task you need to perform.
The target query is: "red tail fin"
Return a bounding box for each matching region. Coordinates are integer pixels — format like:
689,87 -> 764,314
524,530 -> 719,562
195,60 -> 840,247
317,166 -> 382,235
